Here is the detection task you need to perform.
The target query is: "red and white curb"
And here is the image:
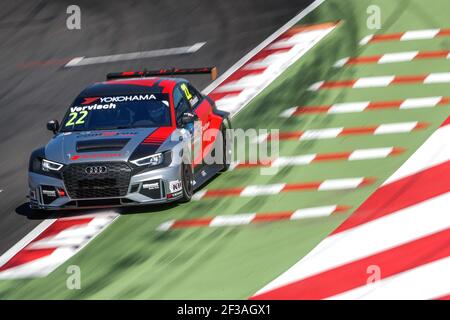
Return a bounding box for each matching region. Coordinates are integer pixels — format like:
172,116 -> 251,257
0,213 -> 118,279
192,177 -> 375,200
206,22 -> 338,115
257,122 -> 427,143
309,72 -> 450,91
334,50 -> 450,67
157,205 -> 350,231
359,28 -> 450,45
230,147 -> 404,170
251,116 -> 450,300
281,96 -> 449,117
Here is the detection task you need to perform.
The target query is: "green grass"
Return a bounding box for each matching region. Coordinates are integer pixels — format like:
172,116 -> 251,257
2,0 -> 450,299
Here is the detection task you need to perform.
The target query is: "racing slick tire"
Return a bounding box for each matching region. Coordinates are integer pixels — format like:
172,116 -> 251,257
179,163 -> 194,203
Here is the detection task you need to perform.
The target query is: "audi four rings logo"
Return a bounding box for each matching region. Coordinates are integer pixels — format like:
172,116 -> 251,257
85,166 -> 108,174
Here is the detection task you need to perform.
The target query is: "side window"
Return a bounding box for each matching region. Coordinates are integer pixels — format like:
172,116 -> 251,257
181,82 -> 203,108
173,86 -> 191,126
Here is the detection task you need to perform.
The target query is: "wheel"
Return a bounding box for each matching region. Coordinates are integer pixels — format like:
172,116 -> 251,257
178,163 -> 194,202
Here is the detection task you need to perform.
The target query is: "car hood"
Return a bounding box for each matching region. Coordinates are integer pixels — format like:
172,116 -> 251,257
44,127 -> 165,164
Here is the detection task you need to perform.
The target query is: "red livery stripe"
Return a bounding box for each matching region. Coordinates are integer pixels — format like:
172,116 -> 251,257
143,127 -> 175,145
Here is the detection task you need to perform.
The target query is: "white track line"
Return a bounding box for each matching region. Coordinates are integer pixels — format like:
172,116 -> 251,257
0,219 -> 55,267
202,0 -> 327,96
65,42 -> 206,67
281,96 -> 447,117
401,29 -> 440,41
383,122 -> 450,185
359,28 -> 442,45
157,205 -> 343,231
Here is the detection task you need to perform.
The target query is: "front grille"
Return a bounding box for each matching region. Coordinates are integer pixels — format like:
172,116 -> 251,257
62,162 -> 132,199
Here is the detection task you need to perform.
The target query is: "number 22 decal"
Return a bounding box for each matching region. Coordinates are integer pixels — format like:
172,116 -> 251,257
65,111 -> 88,126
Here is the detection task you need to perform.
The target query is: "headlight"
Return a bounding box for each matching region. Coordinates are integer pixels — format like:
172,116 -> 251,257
130,153 -> 163,166
42,159 -> 64,172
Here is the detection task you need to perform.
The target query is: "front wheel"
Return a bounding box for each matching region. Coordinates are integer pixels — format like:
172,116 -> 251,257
178,163 -> 194,203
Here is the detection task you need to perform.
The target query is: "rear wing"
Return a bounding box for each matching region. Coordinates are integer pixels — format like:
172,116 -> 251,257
106,67 -> 218,81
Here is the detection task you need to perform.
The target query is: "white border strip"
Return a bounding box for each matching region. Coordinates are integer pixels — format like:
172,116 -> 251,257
0,219 -> 55,267
203,0 -> 327,97
65,42 -> 206,67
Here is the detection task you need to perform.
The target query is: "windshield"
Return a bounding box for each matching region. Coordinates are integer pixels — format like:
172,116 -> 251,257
61,93 -> 172,132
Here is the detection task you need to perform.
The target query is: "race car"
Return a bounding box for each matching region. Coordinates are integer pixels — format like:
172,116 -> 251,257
28,67 -> 232,210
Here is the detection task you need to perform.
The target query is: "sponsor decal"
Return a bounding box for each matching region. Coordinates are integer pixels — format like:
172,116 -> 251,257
180,83 -> 199,107
76,131 -> 137,138
169,180 -> 182,193
70,103 -> 116,113
80,94 -> 159,105
167,190 -> 183,198
41,186 -> 60,205
70,153 -> 121,161
102,132 -> 136,136
142,182 -> 160,190
99,94 -> 158,103
81,97 -> 100,105
41,189 -> 56,197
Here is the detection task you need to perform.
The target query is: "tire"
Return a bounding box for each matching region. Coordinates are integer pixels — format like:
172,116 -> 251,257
179,163 -> 194,203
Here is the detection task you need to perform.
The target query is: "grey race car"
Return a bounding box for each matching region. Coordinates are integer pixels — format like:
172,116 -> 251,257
28,68 -> 232,210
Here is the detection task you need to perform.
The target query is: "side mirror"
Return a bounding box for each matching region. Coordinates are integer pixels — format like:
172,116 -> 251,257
181,112 -> 197,125
47,120 -> 60,134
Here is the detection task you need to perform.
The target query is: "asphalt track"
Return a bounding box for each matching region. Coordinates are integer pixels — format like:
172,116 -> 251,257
0,0 -> 314,255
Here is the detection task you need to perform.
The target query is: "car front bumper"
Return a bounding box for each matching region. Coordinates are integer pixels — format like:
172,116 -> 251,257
28,162 -> 184,210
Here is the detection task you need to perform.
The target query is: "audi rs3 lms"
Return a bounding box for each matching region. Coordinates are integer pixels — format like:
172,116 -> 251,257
28,67 -> 232,210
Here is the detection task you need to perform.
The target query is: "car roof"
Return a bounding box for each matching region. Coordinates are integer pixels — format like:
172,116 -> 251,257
79,77 -> 187,97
